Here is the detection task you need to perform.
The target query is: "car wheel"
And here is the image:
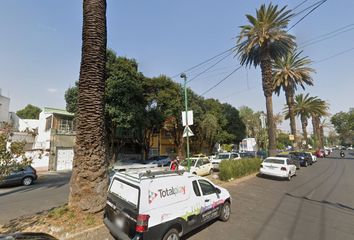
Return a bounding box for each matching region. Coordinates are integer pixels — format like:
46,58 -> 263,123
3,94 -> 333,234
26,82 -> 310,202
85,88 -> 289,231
287,172 -> 291,181
219,202 -> 231,222
22,177 -> 33,186
209,168 -> 213,175
304,161 -> 308,167
162,228 -> 180,240
192,172 -> 197,175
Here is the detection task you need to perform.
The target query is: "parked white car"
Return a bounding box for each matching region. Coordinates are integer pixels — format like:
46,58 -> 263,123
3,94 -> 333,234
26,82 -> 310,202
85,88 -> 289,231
105,169 -> 231,240
260,157 -> 296,181
211,152 -> 241,170
179,157 -> 213,176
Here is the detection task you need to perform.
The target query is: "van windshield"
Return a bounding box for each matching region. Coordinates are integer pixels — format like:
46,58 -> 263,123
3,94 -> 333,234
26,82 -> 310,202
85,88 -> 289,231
109,178 -> 139,208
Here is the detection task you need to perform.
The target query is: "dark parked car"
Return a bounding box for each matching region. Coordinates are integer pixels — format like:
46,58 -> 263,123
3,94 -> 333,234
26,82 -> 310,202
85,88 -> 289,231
290,152 -> 313,167
0,232 -> 57,239
0,166 -> 37,187
276,153 -> 301,169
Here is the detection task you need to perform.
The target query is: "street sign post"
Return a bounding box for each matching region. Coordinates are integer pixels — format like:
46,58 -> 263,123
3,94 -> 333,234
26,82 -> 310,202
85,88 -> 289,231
183,126 -> 194,137
182,111 -> 193,126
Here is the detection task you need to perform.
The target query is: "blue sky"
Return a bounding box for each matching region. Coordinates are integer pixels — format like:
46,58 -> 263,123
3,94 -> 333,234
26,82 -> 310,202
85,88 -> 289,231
1,0 -> 353,131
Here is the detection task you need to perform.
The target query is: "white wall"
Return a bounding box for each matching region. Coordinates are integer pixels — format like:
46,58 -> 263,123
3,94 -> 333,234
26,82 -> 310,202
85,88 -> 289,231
0,95 -> 10,123
33,111 -> 52,150
19,119 -> 39,132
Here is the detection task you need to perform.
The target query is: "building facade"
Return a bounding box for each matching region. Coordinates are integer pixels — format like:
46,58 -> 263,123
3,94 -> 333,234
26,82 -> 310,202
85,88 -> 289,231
34,107 -> 75,171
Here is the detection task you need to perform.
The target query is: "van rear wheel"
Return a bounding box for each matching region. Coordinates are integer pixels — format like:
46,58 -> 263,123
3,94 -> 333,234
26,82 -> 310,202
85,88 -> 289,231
163,228 -> 180,240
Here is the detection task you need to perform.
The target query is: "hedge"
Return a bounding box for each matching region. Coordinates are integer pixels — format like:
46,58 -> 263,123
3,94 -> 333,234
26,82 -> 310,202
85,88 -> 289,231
219,158 -> 262,181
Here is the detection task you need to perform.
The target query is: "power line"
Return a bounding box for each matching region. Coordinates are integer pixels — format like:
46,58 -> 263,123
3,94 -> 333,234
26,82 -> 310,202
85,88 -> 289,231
288,0 -> 328,31
171,46 -> 235,78
300,23 -> 354,45
293,0 -> 309,11
172,1 -> 324,83
187,51 -> 234,83
201,66 -> 242,96
292,0 -> 326,17
299,27 -> 354,49
313,46 -> 354,64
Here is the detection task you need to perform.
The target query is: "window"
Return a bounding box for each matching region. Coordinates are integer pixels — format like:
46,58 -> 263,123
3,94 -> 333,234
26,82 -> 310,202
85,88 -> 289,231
196,159 -> 203,167
45,116 -> 52,131
192,180 -> 201,196
202,158 -> 210,165
198,180 -> 216,195
58,118 -> 74,133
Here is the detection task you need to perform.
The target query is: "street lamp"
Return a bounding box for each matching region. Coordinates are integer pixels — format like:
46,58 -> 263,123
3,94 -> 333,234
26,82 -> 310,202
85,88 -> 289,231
180,73 -> 190,172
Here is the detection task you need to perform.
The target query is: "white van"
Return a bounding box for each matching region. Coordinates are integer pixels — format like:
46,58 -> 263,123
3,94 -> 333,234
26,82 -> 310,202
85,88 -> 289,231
104,169 -> 231,240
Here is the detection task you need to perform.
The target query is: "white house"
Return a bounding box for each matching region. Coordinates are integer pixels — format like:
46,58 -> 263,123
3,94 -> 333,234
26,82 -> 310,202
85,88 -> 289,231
33,107 -> 75,171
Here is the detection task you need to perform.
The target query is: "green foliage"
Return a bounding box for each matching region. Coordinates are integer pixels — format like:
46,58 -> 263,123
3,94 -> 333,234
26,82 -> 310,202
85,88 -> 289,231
219,158 -> 262,181
0,126 -> 32,178
16,104 -> 41,119
276,132 -> 292,150
65,82 -> 78,113
331,109 -> 354,145
236,3 -> 295,67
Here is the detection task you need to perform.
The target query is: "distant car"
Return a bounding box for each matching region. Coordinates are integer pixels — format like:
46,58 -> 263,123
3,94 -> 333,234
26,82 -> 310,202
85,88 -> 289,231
347,146 -> 353,150
260,157 -> 296,181
290,152 -> 313,167
0,166 -> 38,187
315,149 -> 325,158
306,152 -> 317,163
179,157 -> 213,176
146,155 -> 171,167
276,153 -> 301,169
211,152 -> 241,170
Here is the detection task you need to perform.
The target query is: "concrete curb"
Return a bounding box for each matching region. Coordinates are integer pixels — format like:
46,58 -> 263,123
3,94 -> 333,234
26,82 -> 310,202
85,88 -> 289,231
63,224 -> 105,240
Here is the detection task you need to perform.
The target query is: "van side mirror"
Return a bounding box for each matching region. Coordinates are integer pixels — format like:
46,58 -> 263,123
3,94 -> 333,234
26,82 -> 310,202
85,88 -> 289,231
215,188 -> 221,194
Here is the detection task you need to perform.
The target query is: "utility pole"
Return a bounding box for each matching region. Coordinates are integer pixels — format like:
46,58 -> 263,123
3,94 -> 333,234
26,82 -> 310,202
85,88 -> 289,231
180,73 -> 190,172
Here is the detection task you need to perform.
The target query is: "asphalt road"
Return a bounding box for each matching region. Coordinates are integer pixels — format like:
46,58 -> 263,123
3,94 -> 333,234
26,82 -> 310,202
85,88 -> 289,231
0,171 -> 71,224
2,150 -> 354,240
89,150 -> 354,240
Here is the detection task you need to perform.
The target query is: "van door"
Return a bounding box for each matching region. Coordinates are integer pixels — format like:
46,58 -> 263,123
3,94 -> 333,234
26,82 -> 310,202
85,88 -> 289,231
197,179 -> 222,224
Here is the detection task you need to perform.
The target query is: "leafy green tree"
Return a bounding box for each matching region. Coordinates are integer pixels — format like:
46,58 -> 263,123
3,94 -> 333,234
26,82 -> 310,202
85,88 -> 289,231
69,0 -> 108,213
236,3 -> 295,156
273,50 -> 315,145
64,82 -> 78,114
16,104 -> 41,119
0,124 -> 31,180
276,132 -> 292,150
331,109 -> 354,145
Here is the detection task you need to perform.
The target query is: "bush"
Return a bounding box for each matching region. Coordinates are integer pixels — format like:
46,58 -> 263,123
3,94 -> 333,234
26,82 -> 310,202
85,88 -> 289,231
219,158 -> 262,181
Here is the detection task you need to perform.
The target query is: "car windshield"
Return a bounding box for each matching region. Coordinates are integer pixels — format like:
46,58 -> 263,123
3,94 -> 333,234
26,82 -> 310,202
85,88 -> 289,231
217,154 -> 230,159
264,158 -> 285,164
181,159 -> 197,166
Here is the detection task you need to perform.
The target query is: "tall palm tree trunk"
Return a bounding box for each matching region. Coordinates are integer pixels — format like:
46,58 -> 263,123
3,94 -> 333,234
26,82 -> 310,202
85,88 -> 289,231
301,115 -> 308,149
316,116 -> 323,148
261,51 -> 276,156
285,87 -> 297,148
69,0 -> 108,213
311,114 -> 318,148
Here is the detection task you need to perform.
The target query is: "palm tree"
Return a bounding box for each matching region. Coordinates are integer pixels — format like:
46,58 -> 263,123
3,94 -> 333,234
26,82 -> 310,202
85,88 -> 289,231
310,100 -> 329,148
288,94 -> 324,149
273,50 -> 315,146
69,0 -> 108,213
236,3 -> 295,156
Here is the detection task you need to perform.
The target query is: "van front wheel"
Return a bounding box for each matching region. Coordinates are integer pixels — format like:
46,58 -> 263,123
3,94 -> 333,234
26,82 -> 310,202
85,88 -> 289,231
163,228 -> 180,240
219,202 -> 231,222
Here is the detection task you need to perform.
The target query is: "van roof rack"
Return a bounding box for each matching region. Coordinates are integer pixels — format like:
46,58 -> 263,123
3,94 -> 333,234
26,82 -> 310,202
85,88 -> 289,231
138,169 -> 185,179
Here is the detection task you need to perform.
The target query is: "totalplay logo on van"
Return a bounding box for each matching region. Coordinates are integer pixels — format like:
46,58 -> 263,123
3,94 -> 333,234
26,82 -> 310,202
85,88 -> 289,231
149,186 -> 186,204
